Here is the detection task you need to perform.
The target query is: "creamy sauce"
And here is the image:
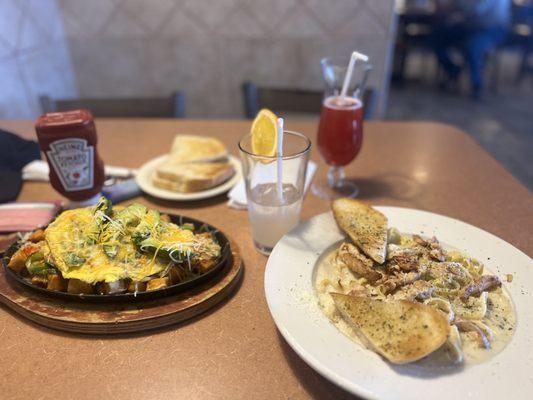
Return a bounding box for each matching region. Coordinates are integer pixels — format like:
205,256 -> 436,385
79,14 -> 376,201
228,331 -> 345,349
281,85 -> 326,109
314,243 -> 516,368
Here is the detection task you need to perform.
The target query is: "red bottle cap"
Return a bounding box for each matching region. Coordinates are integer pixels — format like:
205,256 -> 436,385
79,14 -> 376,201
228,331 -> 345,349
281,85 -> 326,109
36,109 -> 94,131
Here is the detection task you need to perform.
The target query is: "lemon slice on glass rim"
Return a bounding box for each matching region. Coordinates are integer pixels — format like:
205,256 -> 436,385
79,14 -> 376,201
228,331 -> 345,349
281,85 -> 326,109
251,108 -> 278,159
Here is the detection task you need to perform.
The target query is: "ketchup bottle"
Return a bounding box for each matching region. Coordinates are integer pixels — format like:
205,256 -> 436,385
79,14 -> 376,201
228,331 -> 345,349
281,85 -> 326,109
35,110 -> 105,203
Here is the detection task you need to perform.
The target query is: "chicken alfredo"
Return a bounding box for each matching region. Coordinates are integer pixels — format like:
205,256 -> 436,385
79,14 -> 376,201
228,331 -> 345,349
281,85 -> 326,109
315,199 -> 515,366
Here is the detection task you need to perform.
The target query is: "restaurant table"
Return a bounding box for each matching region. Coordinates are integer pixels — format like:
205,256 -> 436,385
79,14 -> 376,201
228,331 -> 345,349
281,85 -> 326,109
0,119 -> 531,400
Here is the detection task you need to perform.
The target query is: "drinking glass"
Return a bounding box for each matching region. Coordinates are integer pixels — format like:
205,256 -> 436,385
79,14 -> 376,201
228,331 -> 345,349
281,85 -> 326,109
311,56 -> 372,199
239,131 -> 311,255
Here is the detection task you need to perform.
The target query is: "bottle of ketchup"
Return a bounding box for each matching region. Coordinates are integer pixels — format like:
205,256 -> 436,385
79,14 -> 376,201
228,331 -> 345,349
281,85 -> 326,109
35,110 -> 105,204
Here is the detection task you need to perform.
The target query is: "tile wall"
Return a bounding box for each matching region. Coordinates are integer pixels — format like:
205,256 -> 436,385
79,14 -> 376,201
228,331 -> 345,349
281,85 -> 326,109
0,0 -> 77,118
1,0 -> 396,119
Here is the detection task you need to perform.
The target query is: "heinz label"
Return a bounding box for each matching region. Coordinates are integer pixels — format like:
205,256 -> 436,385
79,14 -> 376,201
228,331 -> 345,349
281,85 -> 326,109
46,138 -> 94,191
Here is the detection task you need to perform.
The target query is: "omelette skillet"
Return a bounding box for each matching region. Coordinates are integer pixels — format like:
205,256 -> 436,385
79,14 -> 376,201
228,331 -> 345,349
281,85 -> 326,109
2,202 -> 231,303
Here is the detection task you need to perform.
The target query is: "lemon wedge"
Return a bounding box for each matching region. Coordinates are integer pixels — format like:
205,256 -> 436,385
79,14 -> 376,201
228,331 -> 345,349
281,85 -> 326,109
251,108 -> 278,157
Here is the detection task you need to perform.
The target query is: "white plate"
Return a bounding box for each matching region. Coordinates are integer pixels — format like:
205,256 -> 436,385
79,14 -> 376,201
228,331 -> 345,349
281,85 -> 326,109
136,155 -> 241,201
265,207 -> 533,400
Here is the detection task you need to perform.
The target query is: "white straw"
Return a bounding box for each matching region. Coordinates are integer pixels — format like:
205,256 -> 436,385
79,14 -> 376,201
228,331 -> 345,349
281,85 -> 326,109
276,118 -> 284,203
340,51 -> 370,99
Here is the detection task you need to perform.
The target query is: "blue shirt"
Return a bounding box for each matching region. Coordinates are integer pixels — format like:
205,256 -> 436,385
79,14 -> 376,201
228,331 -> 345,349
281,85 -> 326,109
457,0 -> 511,29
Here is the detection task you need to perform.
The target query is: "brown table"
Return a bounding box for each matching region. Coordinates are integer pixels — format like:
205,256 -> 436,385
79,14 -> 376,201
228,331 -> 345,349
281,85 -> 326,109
1,119 -> 531,400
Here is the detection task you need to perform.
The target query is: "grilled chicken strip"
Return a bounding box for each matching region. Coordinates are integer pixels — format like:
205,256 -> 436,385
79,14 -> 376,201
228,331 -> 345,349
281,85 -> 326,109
386,245 -> 422,272
387,244 -> 419,258
389,253 -> 420,272
428,262 -> 471,285
337,242 -> 382,283
460,275 -> 502,301
392,280 -> 435,301
347,284 -> 382,298
429,248 -> 446,262
382,267 -> 427,294
413,235 -> 446,261
413,235 -> 439,249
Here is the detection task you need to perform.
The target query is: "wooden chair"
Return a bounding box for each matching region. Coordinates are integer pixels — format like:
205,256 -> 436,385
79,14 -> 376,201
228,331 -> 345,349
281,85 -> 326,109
39,92 -> 186,118
242,82 -> 377,120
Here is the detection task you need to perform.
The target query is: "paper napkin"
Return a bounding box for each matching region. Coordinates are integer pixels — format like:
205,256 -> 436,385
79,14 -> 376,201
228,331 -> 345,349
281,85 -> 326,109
22,160 -> 137,182
0,202 -> 62,232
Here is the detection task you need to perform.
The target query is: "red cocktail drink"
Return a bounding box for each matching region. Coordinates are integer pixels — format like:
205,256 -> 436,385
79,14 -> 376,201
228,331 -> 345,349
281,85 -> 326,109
317,96 -> 363,167
311,52 -> 371,199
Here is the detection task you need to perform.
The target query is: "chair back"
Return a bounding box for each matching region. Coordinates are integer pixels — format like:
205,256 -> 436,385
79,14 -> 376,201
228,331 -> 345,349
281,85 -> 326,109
242,82 -> 377,120
39,92 -> 186,118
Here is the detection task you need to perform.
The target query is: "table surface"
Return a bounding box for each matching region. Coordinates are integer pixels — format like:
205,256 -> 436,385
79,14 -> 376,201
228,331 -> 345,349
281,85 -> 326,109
1,119 -> 531,400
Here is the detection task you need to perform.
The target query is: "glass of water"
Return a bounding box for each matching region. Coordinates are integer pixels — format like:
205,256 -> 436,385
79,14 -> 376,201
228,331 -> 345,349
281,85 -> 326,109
239,131 -> 311,255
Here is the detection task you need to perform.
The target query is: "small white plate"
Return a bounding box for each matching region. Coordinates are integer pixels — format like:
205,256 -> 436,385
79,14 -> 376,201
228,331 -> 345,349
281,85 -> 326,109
265,207 -> 533,400
136,155 -> 241,201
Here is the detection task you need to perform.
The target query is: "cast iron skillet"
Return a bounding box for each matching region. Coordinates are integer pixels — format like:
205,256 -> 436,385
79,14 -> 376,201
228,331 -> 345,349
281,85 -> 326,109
2,214 -> 231,303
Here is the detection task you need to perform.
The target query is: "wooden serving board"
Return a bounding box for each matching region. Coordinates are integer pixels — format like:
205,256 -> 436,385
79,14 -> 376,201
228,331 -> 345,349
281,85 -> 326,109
0,239 -> 243,334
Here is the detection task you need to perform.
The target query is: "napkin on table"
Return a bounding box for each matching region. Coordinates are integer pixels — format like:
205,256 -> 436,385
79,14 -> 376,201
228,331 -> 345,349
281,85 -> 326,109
0,202 -> 62,233
227,161 -> 317,210
22,160 -> 137,182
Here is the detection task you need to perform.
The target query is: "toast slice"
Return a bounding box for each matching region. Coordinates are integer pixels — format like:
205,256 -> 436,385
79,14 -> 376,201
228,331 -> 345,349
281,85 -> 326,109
154,161 -> 235,193
332,198 -> 388,264
169,135 -> 228,163
331,293 -> 449,364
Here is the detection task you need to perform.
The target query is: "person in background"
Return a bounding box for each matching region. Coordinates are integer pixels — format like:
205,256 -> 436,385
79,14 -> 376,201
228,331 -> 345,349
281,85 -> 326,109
430,0 -> 511,98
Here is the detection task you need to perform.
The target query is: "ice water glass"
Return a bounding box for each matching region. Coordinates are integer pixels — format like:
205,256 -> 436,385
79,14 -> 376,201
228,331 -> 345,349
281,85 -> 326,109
239,131 -> 311,255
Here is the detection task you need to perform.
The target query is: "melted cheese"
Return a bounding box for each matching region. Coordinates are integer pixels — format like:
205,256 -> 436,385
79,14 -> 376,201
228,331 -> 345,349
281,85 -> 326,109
45,206 -> 195,283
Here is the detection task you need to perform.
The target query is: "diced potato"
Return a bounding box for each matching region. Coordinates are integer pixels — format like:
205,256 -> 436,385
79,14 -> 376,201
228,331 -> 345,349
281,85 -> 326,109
27,229 -> 45,243
8,243 -> 40,272
46,275 -> 68,292
67,279 -> 94,294
105,280 -> 127,294
127,281 -> 147,293
195,258 -> 217,273
146,277 -> 169,291
31,275 -> 48,288
168,266 -> 185,284
8,253 -> 27,273
95,280 -> 127,295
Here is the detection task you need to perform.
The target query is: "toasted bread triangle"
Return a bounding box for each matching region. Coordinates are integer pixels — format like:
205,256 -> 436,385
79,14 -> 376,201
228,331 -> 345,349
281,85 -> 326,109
169,135 -> 228,163
332,198 -> 387,264
331,293 -> 450,364
154,161 -> 234,192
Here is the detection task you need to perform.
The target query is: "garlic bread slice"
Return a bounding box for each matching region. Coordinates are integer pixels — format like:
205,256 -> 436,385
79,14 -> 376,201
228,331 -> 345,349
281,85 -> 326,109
332,198 -> 388,264
331,293 -> 450,364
